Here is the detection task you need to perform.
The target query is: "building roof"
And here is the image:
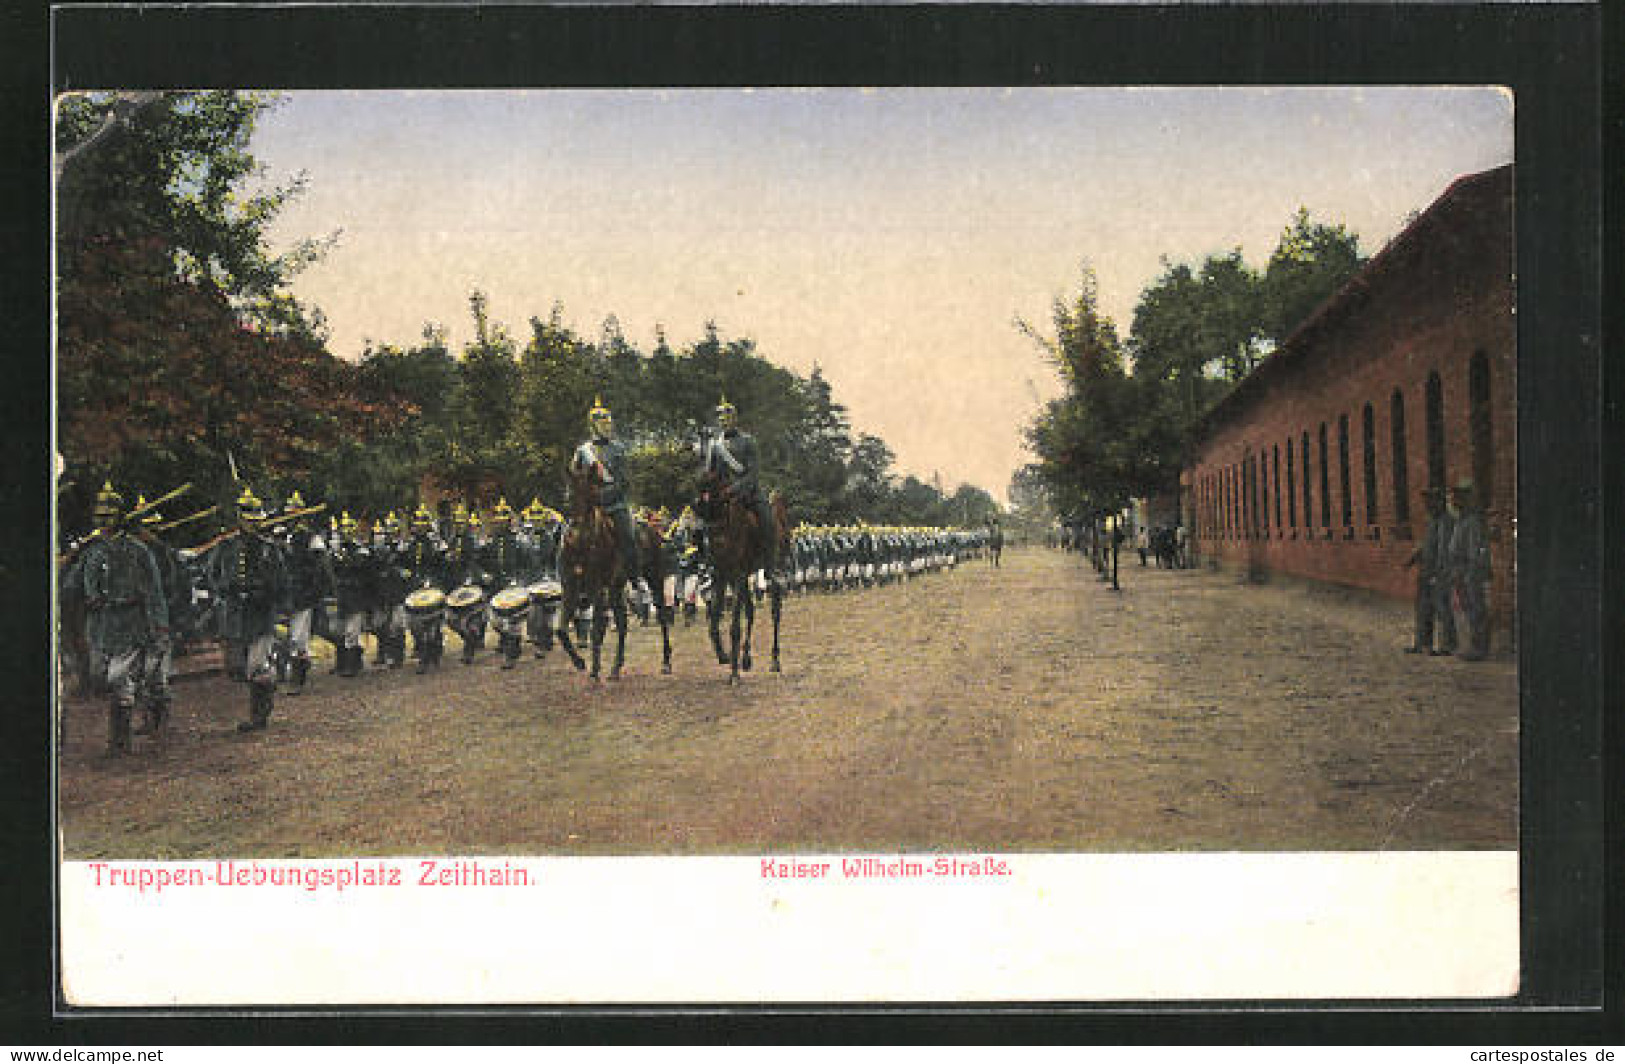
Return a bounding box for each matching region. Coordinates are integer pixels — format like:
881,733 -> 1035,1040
1189,164 -> 1513,446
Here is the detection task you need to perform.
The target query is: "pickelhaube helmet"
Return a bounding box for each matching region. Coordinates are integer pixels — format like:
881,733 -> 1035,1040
384,510 -> 402,534
339,511 -> 359,534
492,497 -> 515,527
235,485 -> 267,524
589,396 -> 613,435
715,394 -> 737,429
286,490 -> 306,511
92,480 -> 124,527
411,503 -> 434,531
451,501 -> 468,526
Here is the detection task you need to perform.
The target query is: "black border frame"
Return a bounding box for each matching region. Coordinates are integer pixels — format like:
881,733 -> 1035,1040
5,0 -> 1610,1043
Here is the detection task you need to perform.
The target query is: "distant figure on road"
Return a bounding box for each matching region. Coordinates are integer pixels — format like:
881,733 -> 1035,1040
1404,487 -> 1456,656
1447,479 -> 1491,661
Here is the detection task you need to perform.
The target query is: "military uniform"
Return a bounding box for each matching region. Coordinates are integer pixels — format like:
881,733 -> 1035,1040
128,498 -> 189,735
328,514 -> 374,677
279,494 -> 334,694
1406,490 -> 1457,655
79,484 -> 169,755
1448,481 -> 1492,661
481,500 -> 532,668
445,506 -> 489,664
700,401 -> 777,573
206,487 -> 289,733
401,507 -> 450,672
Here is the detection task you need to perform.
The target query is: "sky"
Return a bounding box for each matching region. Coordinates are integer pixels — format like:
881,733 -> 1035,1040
252,88 -> 1512,505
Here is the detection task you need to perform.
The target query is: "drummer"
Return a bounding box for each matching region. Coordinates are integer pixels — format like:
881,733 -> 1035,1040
521,498 -> 564,657
445,504 -> 489,665
401,503 -> 449,673
482,499 -> 530,669
369,511 -> 409,669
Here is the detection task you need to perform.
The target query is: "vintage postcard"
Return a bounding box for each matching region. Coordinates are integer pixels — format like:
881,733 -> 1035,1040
54,83 -> 1522,1006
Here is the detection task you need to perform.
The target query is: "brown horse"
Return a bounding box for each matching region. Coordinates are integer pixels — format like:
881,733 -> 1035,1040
555,468 -> 628,680
701,478 -> 788,683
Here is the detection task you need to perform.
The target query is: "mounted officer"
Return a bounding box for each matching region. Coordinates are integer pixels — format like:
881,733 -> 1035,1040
79,482 -> 169,755
698,396 -> 776,573
569,397 -> 651,606
206,485 -> 290,733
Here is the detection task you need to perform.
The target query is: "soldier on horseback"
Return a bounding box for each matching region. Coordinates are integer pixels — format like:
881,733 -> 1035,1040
699,396 -> 777,574
570,397 -> 652,607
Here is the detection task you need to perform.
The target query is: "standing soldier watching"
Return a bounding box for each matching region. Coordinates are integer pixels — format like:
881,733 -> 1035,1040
208,486 -> 290,733
1404,487 -> 1456,656
80,482 -> 169,755
1447,479 -> 1492,662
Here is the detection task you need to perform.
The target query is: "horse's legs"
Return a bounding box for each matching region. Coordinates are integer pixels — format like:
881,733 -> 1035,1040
658,604 -> 673,674
554,588 -> 587,672
740,580 -> 755,673
610,583 -> 627,679
727,579 -> 745,683
709,582 -> 729,664
769,577 -> 783,673
589,591 -> 608,680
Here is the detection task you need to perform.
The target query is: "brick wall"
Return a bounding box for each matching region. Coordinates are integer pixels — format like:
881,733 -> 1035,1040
1181,166 -> 1515,647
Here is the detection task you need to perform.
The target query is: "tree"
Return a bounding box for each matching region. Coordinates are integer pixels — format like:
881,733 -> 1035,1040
1259,208 -> 1366,345
54,91 -> 404,531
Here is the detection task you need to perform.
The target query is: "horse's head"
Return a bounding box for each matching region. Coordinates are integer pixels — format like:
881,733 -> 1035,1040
567,465 -> 603,520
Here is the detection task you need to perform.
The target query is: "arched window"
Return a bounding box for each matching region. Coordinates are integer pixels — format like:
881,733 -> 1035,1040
1391,389 -> 1410,525
1337,413 -> 1352,529
1273,444 -> 1284,529
1260,450 -> 1270,534
1286,439 -> 1297,528
1425,371 -> 1446,493
1318,423 -> 1331,529
1300,431 -> 1312,531
1362,402 -> 1378,525
1470,351 -> 1494,509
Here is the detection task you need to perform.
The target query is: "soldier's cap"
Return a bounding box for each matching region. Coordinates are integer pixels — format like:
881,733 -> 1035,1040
589,396 -> 612,420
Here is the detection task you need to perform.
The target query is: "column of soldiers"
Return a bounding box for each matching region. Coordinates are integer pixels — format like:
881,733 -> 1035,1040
59,398 -> 994,755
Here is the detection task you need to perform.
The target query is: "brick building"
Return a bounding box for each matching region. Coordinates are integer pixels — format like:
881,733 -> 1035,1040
1181,165 -> 1515,646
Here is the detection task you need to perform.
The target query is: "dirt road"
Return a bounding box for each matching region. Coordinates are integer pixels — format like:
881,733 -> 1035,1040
58,548 -> 1517,857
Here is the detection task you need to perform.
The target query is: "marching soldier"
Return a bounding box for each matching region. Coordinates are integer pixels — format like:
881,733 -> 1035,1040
370,512 -> 409,669
482,499 -> 531,668
401,504 -> 450,673
127,495 -> 188,736
446,504 -> 489,664
79,482 -> 169,755
280,491 -> 333,696
206,486 -> 289,733
329,512 -> 373,677
521,498 -> 564,656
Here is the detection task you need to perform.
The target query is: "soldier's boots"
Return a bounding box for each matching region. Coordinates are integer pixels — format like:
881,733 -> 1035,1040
500,633 -> 521,669
131,696 -> 170,737
334,646 -> 363,678
105,699 -> 133,757
238,680 -> 274,733
287,655 -> 311,695
387,632 -> 407,668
